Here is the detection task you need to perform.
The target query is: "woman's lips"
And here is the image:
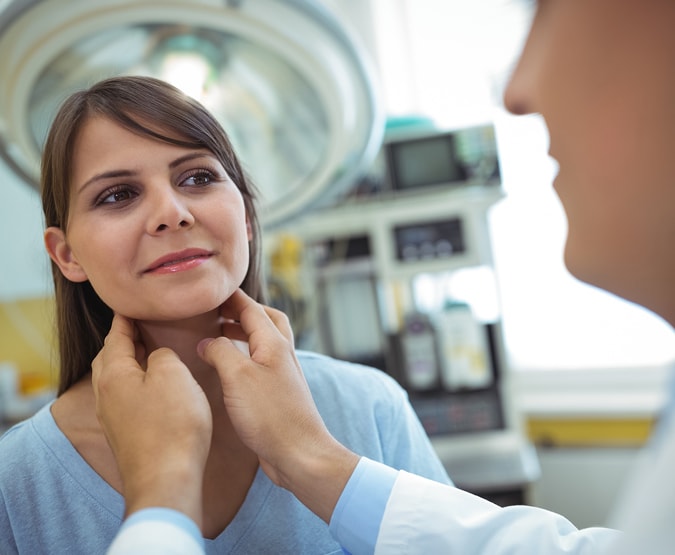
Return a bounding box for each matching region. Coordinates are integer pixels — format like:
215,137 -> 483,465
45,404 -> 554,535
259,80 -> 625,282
144,249 -> 214,274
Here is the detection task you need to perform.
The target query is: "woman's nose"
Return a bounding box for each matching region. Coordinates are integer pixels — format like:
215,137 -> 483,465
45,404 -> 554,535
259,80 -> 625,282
148,189 -> 195,233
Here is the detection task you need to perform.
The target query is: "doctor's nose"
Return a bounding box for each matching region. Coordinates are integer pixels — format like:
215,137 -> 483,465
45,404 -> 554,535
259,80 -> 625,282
502,19 -> 540,117
148,190 -> 195,234
503,59 -> 534,116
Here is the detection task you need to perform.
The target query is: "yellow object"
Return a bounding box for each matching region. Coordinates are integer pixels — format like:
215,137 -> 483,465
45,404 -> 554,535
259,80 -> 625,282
0,297 -> 57,392
527,417 -> 655,447
269,234 -> 304,298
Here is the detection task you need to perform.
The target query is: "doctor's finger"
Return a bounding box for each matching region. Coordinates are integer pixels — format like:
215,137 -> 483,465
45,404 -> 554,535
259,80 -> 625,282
220,291 -> 295,355
94,315 -> 144,395
218,289 -> 251,321
145,347 -> 188,378
260,305 -> 294,344
221,290 -> 286,340
91,350 -> 105,394
220,320 -> 248,343
198,337 -> 248,379
91,341 -> 143,408
102,313 -> 138,358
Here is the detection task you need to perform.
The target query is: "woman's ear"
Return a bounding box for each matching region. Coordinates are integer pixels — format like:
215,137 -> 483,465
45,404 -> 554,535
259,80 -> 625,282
44,227 -> 88,283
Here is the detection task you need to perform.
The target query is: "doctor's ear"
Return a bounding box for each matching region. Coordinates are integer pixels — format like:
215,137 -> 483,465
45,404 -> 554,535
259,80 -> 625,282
44,227 -> 88,283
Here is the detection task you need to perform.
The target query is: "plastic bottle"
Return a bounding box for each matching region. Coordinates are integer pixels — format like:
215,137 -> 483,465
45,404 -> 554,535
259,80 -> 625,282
399,311 -> 440,392
435,301 -> 492,391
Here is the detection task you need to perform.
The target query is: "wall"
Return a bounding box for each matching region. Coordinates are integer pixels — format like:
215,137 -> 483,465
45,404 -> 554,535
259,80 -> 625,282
0,160 -> 51,301
529,447 -> 641,529
0,155 -> 56,390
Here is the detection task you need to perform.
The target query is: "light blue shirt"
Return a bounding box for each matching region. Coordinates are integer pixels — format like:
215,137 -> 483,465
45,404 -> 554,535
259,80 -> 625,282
109,458 -> 393,555
1,351 -> 449,554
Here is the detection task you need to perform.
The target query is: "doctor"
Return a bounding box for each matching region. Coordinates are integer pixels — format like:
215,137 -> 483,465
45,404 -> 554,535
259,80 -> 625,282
97,0 -> 675,553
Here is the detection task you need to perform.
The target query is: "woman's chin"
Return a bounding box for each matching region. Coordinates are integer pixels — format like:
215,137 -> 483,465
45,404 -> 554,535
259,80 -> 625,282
120,303 -> 223,324
127,288 -> 235,319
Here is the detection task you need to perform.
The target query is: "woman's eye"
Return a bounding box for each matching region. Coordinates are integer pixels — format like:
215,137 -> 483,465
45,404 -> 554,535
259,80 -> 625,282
97,187 -> 136,205
182,170 -> 214,187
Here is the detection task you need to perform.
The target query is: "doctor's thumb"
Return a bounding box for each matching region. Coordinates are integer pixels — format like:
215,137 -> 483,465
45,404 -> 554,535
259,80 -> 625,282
197,336 -> 239,367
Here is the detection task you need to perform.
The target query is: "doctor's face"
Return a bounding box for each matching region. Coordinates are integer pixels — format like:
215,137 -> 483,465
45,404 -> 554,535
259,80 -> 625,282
45,116 -> 251,322
504,0 -> 675,314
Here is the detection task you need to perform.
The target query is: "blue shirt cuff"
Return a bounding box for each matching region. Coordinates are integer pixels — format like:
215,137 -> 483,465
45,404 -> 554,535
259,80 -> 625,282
329,457 -> 398,555
122,508 -> 204,548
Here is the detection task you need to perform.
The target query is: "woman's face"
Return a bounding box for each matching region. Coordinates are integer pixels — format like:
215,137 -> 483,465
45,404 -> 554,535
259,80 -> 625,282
45,116 -> 251,321
504,0 -> 675,311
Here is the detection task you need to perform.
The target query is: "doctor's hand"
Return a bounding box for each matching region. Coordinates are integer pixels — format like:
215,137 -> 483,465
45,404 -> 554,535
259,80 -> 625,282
92,313 -> 212,526
199,289 -> 359,523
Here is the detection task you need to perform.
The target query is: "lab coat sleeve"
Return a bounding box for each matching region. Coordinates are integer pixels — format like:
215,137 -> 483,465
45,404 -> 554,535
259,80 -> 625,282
375,469 -> 621,555
330,457 -> 398,553
107,508 -> 205,555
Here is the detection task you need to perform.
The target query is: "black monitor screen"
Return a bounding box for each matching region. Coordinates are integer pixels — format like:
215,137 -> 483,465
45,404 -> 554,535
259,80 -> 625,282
388,134 -> 466,190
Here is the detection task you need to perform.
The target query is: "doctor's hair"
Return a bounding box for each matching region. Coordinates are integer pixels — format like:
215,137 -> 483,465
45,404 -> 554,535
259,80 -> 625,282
41,75 -> 265,396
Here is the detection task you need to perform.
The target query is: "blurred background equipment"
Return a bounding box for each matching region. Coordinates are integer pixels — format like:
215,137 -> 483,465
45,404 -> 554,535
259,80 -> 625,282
265,121 -> 540,505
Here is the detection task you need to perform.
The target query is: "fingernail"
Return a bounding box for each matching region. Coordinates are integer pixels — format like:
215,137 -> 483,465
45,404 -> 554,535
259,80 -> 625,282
197,338 -> 214,357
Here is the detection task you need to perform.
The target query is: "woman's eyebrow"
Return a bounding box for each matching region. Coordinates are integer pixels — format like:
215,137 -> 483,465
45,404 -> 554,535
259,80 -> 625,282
78,169 -> 137,193
168,151 -> 217,169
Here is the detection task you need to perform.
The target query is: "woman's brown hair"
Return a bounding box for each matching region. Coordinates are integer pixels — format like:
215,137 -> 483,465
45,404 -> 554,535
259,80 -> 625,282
41,75 -> 265,395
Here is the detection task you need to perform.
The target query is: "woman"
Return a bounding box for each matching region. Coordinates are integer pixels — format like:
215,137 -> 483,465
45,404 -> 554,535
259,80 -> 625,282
0,76 -> 450,554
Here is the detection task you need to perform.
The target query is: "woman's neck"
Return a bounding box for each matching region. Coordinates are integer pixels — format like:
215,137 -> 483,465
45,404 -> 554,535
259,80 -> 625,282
135,309 -> 227,409
138,308 -> 217,359
133,309 -> 261,532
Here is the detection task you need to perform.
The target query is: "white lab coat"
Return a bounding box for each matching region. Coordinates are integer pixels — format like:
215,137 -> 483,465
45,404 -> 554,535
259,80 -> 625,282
375,471 -> 619,554
606,402 -> 675,555
376,398 -> 675,555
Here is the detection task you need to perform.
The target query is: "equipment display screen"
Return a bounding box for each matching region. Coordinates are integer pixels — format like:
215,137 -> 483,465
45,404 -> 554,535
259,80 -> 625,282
393,217 -> 465,262
387,134 -> 467,190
